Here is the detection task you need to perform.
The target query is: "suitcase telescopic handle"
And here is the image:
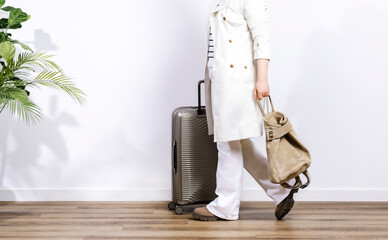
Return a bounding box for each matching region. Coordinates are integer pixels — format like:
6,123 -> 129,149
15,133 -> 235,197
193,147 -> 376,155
197,80 -> 205,115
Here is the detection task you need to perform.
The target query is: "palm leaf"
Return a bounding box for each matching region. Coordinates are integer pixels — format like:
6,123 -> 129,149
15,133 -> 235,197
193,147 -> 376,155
30,70 -> 86,104
0,88 -> 41,124
12,51 -> 62,72
1,51 -> 86,124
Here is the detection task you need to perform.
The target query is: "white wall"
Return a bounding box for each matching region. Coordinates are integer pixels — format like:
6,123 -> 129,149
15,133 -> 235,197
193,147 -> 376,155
0,0 -> 387,201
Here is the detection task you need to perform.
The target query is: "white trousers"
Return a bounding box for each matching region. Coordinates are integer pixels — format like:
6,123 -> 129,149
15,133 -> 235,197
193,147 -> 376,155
206,137 -> 296,220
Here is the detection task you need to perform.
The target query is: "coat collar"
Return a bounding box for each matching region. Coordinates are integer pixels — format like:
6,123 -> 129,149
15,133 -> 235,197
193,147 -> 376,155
210,0 -> 226,14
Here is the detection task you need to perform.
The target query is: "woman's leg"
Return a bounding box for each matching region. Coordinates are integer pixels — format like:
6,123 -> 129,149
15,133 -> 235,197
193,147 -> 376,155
241,136 -> 296,205
206,139 -> 244,220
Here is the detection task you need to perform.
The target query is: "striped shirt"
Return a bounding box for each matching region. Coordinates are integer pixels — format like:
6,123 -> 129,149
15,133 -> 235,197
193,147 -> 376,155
207,27 -> 214,77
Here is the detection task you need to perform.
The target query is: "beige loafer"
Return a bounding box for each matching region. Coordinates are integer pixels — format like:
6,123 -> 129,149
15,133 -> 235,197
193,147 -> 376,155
192,206 -> 220,221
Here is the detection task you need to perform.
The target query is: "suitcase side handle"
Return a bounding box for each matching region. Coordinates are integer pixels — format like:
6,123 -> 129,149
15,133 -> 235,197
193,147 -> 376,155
197,80 -> 205,115
173,140 -> 177,174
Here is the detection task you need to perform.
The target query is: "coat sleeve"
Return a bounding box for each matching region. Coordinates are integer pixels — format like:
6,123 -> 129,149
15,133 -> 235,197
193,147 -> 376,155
243,0 -> 271,60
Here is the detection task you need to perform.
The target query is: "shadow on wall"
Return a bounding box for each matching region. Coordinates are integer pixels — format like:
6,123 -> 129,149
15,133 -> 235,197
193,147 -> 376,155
0,29 -> 81,201
0,114 -> 16,203
23,29 -> 59,52
0,96 -> 78,201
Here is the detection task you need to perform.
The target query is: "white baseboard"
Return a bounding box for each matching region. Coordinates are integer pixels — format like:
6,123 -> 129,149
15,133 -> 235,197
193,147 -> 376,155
0,188 -> 387,201
242,188 -> 388,201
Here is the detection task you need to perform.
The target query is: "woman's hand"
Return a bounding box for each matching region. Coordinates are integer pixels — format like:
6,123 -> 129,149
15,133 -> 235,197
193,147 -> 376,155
254,80 -> 269,100
253,59 -> 270,100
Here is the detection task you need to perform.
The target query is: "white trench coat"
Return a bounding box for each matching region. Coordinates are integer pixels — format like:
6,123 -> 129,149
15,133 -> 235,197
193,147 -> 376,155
204,0 -> 271,142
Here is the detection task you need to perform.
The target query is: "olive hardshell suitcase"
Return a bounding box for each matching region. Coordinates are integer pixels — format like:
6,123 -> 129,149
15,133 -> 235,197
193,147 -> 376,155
167,80 -> 218,215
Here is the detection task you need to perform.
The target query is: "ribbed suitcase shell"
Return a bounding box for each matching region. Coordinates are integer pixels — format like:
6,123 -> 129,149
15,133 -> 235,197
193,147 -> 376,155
170,80 -> 218,209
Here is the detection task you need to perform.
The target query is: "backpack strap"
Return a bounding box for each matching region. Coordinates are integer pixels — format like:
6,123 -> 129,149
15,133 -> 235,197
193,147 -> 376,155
281,176 -> 302,189
280,170 -> 311,190
266,120 -> 293,141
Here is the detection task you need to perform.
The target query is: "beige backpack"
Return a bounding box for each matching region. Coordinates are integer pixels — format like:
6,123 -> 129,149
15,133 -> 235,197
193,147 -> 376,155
256,96 -> 311,189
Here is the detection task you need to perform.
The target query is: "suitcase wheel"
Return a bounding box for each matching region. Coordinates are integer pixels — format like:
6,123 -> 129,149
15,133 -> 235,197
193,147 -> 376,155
174,206 -> 184,215
167,201 -> 176,210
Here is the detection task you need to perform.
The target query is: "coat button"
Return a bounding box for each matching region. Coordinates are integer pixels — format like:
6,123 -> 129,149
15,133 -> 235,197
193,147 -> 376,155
230,64 -> 234,68
257,43 -> 260,46
223,17 -> 226,21
229,39 -> 232,43
244,66 -> 247,69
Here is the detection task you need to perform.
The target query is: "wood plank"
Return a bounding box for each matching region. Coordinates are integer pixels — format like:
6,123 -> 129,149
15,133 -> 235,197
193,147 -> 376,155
0,201 -> 387,239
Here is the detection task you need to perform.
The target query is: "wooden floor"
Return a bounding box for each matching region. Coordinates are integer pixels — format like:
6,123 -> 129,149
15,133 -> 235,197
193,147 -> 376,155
0,201 -> 387,239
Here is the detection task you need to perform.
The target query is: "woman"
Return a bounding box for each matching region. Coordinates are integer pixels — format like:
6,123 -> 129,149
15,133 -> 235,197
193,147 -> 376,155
192,0 -> 298,221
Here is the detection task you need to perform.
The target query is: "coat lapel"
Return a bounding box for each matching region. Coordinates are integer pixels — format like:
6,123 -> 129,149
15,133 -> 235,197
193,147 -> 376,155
204,0 -> 226,84
210,0 -> 226,14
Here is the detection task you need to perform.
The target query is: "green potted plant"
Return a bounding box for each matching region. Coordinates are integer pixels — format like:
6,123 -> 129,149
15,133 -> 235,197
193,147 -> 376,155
0,0 -> 86,124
